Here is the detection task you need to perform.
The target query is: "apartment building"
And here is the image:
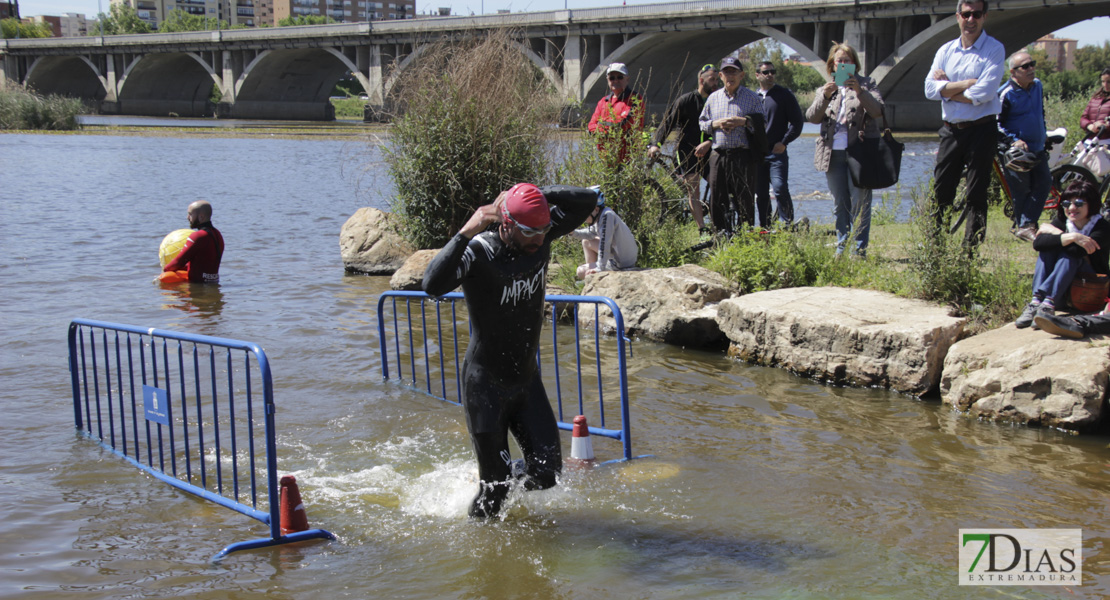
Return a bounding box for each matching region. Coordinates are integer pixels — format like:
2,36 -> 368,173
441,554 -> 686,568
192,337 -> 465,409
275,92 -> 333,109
271,0 -> 414,23
1029,33 -> 1078,72
110,0 -> 271,30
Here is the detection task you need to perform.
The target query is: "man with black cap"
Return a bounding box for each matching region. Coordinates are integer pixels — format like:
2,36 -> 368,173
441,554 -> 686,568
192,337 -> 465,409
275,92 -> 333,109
698,56 -> 767,233
588,62 -> 645,165
422,183 -> 596,518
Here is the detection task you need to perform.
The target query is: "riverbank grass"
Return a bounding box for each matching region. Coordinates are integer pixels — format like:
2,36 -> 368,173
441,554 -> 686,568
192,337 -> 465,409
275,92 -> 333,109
0,85 -> 84,131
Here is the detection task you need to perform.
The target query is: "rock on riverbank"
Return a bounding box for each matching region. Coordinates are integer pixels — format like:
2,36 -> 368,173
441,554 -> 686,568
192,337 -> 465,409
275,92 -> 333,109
340,208 -> 414,275
579,265 -> 738,350
941,325 -> 1110,432
717,287 -> 966,396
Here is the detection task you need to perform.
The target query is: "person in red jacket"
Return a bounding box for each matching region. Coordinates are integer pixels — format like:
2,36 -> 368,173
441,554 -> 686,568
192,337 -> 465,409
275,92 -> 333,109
587,62 -> 645,165
164,200 -> 224,283
1080,68 -> 1110,141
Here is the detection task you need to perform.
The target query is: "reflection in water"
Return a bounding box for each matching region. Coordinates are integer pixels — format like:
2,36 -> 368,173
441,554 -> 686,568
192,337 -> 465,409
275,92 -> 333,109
158,281 -> 226,324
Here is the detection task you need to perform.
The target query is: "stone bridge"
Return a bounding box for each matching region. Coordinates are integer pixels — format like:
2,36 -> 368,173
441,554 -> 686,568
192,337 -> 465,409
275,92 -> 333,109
1,0 -> 1106,129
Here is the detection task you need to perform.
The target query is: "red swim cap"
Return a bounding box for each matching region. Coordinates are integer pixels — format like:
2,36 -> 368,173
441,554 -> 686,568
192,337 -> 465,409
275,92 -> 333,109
501,183 -> 550,229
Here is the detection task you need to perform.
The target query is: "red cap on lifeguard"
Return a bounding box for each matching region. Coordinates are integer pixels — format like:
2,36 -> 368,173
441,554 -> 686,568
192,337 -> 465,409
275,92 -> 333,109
501,183 -> 550,229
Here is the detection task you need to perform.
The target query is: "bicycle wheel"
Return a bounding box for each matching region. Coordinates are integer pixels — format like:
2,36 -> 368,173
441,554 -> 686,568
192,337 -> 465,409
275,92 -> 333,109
1051,165 -> 1098,196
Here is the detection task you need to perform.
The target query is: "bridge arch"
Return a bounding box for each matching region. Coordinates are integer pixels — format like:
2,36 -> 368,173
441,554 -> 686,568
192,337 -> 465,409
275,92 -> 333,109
229,47 -> 353,120
24,55 -> 108,102
872,7 -> 1110,129
115,52 -> 220,117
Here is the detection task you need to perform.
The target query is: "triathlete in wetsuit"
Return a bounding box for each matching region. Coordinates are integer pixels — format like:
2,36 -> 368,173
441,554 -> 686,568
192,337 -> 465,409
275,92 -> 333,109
164,200 -> 225,283
422,183 -> 596,518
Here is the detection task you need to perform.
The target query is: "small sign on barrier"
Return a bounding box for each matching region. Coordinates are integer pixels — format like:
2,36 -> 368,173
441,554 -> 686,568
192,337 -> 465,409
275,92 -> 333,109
142,385 -> 170,426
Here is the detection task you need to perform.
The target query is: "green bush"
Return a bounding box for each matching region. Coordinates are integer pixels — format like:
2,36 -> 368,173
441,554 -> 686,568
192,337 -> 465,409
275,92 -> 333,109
0,85 -> 83,130
383,30 -> 561,249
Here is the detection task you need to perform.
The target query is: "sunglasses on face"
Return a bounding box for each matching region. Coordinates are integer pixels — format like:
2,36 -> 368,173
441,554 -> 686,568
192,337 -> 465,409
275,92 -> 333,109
512,220 -> 553,237
608,74 -> 625,81
958,9 -> 984,19
759,69 -> 776,75
1014,61 -> 1036,71
1062,199 -> 1087,209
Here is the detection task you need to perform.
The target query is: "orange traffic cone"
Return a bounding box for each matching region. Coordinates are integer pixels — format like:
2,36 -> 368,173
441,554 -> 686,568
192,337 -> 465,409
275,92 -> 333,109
279,475 -> 310,535
566,415 -> 596,467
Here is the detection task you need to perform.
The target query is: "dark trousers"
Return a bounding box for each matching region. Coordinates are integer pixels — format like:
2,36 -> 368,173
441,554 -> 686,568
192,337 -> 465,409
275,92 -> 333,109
933,118 -> 997,247
708,147 -> 756,232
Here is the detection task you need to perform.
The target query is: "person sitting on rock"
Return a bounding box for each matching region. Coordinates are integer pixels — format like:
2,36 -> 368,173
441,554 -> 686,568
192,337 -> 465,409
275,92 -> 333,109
568,187 -> 638,279
1014,180 -> 1110,329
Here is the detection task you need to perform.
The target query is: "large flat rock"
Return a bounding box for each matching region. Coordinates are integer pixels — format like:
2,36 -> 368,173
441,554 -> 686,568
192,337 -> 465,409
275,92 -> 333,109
580,264 -> 738,349
717,287 -> 966,395
941,325 -> 1110,432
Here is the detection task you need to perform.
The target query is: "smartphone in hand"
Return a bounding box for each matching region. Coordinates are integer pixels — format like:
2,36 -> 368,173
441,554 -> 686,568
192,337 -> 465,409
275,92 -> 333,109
834,63 -> 856,86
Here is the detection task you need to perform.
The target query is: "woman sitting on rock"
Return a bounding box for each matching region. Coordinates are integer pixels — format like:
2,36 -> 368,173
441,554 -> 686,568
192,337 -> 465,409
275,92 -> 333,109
1015,180 -> 1110,328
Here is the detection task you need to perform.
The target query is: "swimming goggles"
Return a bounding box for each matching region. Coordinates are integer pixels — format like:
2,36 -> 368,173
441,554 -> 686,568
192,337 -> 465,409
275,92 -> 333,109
513,220 -> 553,238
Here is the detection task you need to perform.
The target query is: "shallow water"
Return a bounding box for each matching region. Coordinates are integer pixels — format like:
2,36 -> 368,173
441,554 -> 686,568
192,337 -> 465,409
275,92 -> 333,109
1,129 -> 1107,599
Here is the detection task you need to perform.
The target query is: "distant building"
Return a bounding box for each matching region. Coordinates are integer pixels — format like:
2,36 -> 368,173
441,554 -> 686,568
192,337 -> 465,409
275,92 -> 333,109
59,12 -> 88,36
1029,33 -> 1078,72
1,2 -> 16,19
26,14 -> 61,36
110,0 -> 270,30
271,0 -> 414,24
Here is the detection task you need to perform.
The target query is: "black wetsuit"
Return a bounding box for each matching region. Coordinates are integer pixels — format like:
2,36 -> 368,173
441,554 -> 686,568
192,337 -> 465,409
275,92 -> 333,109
422,185 -> 596,517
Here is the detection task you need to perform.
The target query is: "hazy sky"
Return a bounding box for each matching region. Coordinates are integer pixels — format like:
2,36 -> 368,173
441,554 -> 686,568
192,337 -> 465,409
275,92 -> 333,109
16,0 -> 1110,49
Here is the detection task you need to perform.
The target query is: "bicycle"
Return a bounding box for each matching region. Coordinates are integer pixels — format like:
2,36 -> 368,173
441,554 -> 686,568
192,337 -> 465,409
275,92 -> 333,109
645,152 -> 709,224
1047,130 -> 1110,213
949,128 -> 1096,234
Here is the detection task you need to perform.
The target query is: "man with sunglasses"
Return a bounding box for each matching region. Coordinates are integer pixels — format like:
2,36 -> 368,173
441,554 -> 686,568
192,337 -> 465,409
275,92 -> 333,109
924,0 -> 1006,247
648,64 -> 719,231
588,62 -> 645,165
753,60 -> 804,228
998,51 -> 1050,243
422,183 -> 596,518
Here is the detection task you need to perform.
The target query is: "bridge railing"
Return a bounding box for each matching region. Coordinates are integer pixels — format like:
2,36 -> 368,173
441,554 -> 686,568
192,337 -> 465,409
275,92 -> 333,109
377,292 -> 642,462
67,318 -> 334,561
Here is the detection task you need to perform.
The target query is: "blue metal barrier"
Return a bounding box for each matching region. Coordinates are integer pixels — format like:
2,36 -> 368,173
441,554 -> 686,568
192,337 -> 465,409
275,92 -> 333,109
376,292 -> 644,462
66,318 -> 335,561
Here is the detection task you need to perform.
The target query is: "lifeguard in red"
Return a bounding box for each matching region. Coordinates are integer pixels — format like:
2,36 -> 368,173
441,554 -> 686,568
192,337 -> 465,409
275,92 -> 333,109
164,200 -> 224,283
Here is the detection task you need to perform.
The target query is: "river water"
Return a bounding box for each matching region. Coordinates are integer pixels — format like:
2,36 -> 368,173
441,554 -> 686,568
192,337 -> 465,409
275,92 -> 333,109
1,126 -> 1107,599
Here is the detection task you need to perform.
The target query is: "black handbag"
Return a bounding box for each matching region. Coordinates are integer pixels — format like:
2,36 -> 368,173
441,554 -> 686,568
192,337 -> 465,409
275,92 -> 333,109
846,111 -> 904,189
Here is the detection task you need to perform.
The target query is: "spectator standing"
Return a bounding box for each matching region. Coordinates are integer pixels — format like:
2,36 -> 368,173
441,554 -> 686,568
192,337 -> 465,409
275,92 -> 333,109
698,57 -> 767,233
1080,67 -> 1110,142
588,63 -> 646,165
806,43 -> 885,257
998,51 -> 1050,242
924,0 -> 1006,248
648,64 -> 719,231
754,61 -> 804,227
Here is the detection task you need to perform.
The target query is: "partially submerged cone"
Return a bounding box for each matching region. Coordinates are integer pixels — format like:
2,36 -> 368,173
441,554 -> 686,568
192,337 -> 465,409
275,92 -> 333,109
566,415 -> 596,467
279,475 -> 310,534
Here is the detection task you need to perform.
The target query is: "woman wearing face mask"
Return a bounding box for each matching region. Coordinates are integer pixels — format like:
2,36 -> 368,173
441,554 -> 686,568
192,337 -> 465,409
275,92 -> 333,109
1015,180 -> 1110,328
805,42 -> 885,258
